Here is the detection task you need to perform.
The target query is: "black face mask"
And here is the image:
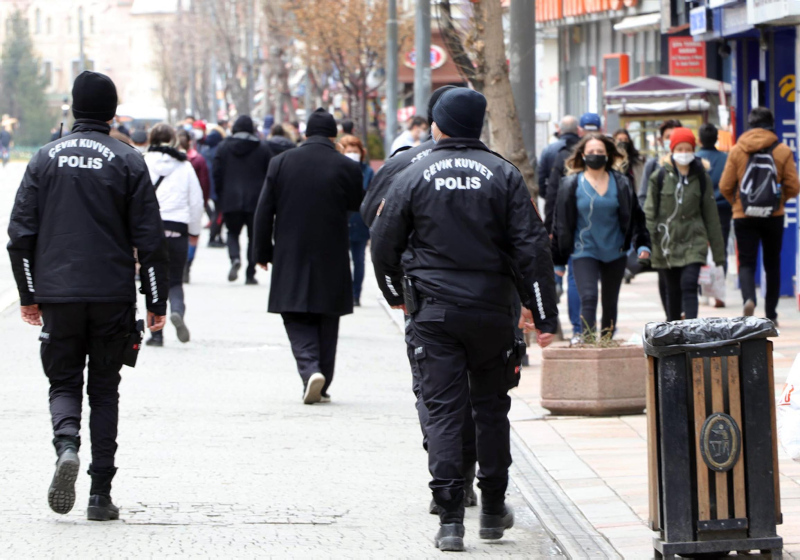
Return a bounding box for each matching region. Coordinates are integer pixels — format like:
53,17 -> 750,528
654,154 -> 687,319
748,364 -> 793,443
617,141 -> 631,154
584,154 -> 608,170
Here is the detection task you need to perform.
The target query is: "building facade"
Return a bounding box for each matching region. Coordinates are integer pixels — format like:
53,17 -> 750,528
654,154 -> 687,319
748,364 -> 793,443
536,0 -> 662,119
0,0 -> 179,119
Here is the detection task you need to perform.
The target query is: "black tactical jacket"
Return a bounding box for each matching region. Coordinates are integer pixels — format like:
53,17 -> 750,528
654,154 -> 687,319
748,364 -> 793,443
7,120 -> 169,314
370,138 -> 559,333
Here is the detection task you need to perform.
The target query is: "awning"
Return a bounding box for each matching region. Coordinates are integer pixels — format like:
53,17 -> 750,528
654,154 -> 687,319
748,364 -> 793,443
605,75 -> 731,100
613,13 -> 661,34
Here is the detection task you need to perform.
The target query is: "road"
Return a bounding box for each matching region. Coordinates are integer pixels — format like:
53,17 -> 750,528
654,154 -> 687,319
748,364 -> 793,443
0,161 -> 563,557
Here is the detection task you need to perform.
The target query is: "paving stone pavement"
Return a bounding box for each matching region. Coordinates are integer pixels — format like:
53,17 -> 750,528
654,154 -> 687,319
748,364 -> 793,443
0,162 -> 564,558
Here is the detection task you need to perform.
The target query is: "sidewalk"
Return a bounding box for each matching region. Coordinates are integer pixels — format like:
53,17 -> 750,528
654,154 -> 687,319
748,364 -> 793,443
512,270 -> 800,559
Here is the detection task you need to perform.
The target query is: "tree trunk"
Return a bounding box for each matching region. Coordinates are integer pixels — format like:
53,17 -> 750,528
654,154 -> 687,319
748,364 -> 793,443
476,0 -> 537,197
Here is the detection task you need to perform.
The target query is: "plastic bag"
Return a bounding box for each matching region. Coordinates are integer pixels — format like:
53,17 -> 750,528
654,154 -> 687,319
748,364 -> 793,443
778,354 -> 800,460
700,249 -> 726,302
643,317 -> 778,358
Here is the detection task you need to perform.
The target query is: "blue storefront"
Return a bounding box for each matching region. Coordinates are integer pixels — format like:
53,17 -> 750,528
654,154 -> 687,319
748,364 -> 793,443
691,0 -> 799,301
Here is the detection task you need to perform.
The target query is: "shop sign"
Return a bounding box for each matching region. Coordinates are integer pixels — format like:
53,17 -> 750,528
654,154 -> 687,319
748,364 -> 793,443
709,0 -> 744,8
748,0 -> 800,26
690,6 -> 713,35
404,46 -> 448,70
537,0 -> 638,22
722,3 -> 750,35
668,37 -> 707,77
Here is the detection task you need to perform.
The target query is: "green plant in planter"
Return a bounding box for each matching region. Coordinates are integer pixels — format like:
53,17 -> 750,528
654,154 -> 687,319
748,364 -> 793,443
571,318 -> 622,349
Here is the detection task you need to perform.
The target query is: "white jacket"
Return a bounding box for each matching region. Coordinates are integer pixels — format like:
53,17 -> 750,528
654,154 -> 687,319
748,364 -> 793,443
144,148 -> 204,236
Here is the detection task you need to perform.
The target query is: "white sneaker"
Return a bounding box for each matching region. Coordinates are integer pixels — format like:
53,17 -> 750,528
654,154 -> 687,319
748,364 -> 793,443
303,373 -> 325,405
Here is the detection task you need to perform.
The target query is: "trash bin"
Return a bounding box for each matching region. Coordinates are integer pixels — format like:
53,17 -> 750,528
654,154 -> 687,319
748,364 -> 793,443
643,318 -> 783,560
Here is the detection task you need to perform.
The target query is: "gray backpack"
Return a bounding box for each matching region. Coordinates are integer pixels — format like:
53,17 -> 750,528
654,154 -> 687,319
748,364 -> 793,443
740,142 -> 781,217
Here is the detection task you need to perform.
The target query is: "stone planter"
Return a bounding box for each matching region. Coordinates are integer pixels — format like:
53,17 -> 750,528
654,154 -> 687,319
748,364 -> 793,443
540,344 -> 647,416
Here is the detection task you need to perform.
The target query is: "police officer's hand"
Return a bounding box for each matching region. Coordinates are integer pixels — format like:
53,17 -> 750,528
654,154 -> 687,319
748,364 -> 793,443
257,263 -> 269,271
20,304 -> 42,326
147,312 -> 166,332
519,307 -> 535,333
536,330 -> 554,348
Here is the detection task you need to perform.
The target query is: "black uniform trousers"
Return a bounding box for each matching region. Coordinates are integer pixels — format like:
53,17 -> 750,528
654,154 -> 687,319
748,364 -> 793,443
281,313 -> 340,394
406,299 -> 516,520
40,303 -> 133,470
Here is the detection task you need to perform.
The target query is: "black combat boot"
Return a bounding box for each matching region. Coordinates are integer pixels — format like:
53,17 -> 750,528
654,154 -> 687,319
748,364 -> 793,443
479,491 -> 514,540
433,491 -> 466,552
48,436 -> 80,514
87,465 -> 119,521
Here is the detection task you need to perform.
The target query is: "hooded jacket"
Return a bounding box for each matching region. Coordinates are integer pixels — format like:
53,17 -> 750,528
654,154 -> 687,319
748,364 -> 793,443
212,132 -> 273,214
7,120 -> 169,314
719,128 -> 800,219
144,146 -> 205,236
644,158 -> 726,269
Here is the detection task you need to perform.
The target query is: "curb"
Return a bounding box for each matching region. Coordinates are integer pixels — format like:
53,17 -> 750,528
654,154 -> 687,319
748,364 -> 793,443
375,296 -> 621,559
509,429 -> 621,559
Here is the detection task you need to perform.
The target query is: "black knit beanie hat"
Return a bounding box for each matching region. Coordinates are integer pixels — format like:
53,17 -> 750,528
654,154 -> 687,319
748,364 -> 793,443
72,71 -> 118,122
306,108 -> 337,138
432,88 -> 487,140
427,85 -> 457,127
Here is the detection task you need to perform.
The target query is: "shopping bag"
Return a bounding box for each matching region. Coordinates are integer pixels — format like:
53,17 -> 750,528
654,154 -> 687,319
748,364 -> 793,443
777,354 -> 800,460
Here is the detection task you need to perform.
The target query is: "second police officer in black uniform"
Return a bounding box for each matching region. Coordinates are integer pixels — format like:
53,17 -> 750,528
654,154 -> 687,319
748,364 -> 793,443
371,88 -> 558,551
7,71 -> 169,521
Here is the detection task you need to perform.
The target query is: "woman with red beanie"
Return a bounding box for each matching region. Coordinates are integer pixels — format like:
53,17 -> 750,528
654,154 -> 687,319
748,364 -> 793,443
644,127 -> 726,321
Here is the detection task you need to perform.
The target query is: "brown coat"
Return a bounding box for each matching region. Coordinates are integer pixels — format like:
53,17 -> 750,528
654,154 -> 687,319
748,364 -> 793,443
719,128 -> 800,219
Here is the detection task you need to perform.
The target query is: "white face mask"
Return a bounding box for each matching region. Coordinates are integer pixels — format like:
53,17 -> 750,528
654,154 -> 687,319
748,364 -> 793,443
345,152 -> 361,163
673,152 -> 695,166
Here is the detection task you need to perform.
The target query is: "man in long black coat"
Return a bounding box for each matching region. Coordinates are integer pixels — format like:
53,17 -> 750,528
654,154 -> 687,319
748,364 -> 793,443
254,108 -> 363,404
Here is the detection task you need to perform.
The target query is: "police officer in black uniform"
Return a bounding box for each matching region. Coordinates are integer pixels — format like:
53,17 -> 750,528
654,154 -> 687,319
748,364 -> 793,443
7,71 -> 169,520
371,88 -> 558,551
363,85 -> 480,515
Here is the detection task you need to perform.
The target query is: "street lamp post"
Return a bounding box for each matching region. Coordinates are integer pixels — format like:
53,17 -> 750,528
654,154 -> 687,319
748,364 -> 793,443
60,98 -> 70,139
385,0 -> 398,156
414,0 -> 431,119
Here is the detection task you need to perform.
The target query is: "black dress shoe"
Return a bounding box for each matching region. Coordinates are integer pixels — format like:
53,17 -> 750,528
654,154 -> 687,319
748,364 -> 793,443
245,277 -> 258,285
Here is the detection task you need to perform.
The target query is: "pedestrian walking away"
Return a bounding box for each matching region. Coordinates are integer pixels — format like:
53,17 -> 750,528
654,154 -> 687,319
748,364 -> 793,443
144,124 -> 204,346
199,126 -> 226,248
543,114 -> 586,341
6,71 -> 169,521
339,134 -> 374,307
213,115 -> 273,285
267,123 -> 297,155
720,107 -> 800,325
254,108 -> 363,405
360,85 -> 481,515
550,133 -> 650,338
644,127 -> 726,322
177,128 -> 210,284
371,87 -> 559,552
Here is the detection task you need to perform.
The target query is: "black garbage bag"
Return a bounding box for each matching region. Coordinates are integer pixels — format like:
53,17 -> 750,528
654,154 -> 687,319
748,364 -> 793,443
643,317 -> 778,358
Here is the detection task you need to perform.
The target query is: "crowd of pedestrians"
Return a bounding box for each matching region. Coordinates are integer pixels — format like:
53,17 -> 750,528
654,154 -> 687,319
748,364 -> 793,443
8,70 -> 800,553
541,105 -> 800,337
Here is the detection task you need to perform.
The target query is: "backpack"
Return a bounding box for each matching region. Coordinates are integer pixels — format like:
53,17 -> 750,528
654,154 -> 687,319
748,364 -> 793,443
739,142 -> 781,217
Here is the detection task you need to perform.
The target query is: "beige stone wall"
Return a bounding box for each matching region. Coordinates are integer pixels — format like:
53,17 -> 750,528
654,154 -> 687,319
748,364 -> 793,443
0,0 -> 168,110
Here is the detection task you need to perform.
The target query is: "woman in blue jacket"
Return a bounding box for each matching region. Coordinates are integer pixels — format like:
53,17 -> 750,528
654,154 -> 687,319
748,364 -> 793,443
340,135 -> 374,307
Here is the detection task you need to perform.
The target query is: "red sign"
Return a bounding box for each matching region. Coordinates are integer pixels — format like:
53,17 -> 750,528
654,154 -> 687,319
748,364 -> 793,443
669,38 -> 707,77
404,46 -> 447,70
